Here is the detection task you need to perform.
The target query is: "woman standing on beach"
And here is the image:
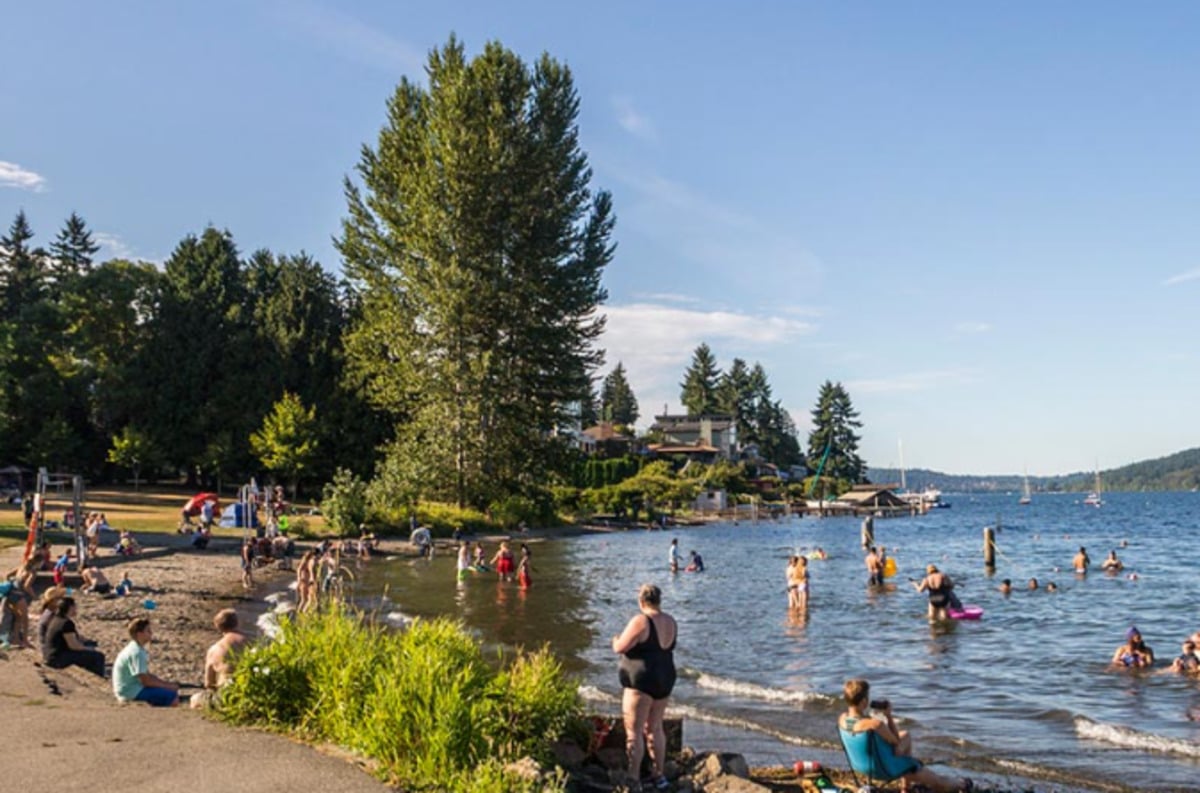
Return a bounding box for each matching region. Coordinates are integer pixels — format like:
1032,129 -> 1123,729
613,584 -> 677,791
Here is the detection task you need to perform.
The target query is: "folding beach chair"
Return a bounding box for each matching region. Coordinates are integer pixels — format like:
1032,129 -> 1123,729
838,726 -> 922,791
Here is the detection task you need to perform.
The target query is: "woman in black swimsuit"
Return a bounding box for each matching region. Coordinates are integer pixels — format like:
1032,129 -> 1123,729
613,584 -> 677,790
914,564 -> 953,621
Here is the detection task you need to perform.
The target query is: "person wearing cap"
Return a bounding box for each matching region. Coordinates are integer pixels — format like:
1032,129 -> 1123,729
1111,626 -> 1154,668
913,564 -> 954,621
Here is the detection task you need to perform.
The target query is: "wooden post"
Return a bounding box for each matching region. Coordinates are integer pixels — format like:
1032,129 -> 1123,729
983,526 -> 996,568
861,515 -> 875,548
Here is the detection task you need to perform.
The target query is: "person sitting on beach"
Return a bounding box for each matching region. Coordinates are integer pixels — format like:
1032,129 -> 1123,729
1072,546 -> 1090,574
838,679 -> 973,793
1111,626 -> 1155,669
1169,640 -> 1199,676
35,586 -> 68,644
80,564 -> 112,595
117,530 -> 141,556
112,616 -> 179,707
913,565 -> 954,621
42,596 -> 106,678
191,608 -> 247,708
1101,550 -> 1124,572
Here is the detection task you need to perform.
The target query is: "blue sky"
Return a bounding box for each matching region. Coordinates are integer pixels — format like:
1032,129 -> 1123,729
3,1 -> 1198,475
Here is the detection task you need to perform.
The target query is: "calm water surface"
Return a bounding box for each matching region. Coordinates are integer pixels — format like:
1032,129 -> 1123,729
350,492 -> 1200,792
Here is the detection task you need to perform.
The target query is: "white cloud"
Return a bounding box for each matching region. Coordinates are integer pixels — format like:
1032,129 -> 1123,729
601,301 -> 814,420
269,0 -> 424,75
1163,268 -> 1200,286
954,321 -> 992,334
613,96 -> 656,141
94,232 -> 133,260
845,369 -> 980,394
0,160 -> 47,191
633,291 -> 700,304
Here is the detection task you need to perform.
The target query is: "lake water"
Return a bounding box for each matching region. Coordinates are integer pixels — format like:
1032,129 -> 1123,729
348,492 -> 1200,792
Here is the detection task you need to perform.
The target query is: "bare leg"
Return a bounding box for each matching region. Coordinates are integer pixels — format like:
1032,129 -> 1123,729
644,697 -> 670,778
622,688 -> 652,779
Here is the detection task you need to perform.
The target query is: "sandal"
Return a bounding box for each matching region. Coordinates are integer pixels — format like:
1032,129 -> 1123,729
642,775 -> 670,791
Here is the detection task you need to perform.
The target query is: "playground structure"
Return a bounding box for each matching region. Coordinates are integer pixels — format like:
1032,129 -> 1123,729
23,467 -> 88,567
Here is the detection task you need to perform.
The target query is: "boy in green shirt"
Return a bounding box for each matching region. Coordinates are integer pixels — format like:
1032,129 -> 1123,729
112,616 -> 179,707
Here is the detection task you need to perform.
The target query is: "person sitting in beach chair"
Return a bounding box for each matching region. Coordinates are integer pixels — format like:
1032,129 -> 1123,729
838,678 -> 973,792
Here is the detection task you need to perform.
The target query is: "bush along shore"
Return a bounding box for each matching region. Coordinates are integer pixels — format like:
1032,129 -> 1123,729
215,608 -> 580,792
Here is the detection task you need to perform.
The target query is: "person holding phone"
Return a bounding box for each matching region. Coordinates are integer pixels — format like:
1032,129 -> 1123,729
838,679 -> 973,792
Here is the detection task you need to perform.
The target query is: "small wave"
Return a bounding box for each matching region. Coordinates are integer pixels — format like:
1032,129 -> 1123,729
666,702 -> 835,750
578,685 -> 619,704
682,669 -> 829,705
1075,717 -> 1200,758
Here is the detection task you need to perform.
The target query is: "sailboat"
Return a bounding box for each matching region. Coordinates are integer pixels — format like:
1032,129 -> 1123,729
1018,470 -> 1032,505
1083,466 -> 1103,507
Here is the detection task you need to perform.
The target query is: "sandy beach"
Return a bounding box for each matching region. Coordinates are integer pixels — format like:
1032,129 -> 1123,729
0,530 -> 399,791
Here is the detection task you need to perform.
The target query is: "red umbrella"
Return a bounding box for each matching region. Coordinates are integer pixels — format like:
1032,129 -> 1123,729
183,492 -> 219,514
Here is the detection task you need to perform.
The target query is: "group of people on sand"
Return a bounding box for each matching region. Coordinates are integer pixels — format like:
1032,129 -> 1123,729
20,576 -> 249,709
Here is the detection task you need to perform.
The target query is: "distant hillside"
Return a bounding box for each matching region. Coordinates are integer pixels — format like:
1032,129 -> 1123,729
868,447 -> 1200,493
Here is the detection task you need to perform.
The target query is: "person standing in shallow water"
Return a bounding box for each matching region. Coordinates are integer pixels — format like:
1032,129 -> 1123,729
1073,546 -> 1090,575
613,584 -> 677,791
517,544 -> 533,589
668,538 -> 680,574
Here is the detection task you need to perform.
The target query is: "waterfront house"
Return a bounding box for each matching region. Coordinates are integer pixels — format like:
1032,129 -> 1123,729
649,415 -> 736,460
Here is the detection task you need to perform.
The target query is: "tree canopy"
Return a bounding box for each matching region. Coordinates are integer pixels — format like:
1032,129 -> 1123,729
680,343 -> 721,417
600,362 -> 639,426
338,37 -> 613,510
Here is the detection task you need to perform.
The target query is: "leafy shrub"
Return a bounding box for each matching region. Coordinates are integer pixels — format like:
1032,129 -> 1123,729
321,467 -> 369,535
418,502 -> 492,535
216,610 -> 575,792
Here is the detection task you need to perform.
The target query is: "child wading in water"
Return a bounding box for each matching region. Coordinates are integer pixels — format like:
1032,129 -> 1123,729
517,544 -> 533,589
490,541 -> 515,582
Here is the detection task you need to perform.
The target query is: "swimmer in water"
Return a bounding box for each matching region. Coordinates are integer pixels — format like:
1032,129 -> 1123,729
1027,578 -> 1039,591
1101,549 -> 1123,573
1072,546 -> 1090,575
1046,582 -> 1058,592
1111,626 -> 1154,669
998,579 -> 1012,595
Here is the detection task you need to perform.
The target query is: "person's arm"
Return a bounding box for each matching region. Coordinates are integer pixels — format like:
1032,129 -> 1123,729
870,705 -> 903,747
1111,645 -> 1128,665
612,615 -> 649,654
137,671 -> 179,690
914,577 -> 929,592
62,629 -> 88,651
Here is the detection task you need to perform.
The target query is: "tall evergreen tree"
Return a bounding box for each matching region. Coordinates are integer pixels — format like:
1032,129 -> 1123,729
680,343 -> 721,417
132,227 -> 254,480
807,380 -> 865,484
577,379 -> 600,428
339,37 -> 613,509
0,210 -> 45,316
49,211 -> 100,286
717,357 -> 753,443
600,362 -> 639,425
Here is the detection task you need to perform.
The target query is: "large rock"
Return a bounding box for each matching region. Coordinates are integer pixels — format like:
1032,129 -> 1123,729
690,752 -> 751,787
698,776 -> 771,793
